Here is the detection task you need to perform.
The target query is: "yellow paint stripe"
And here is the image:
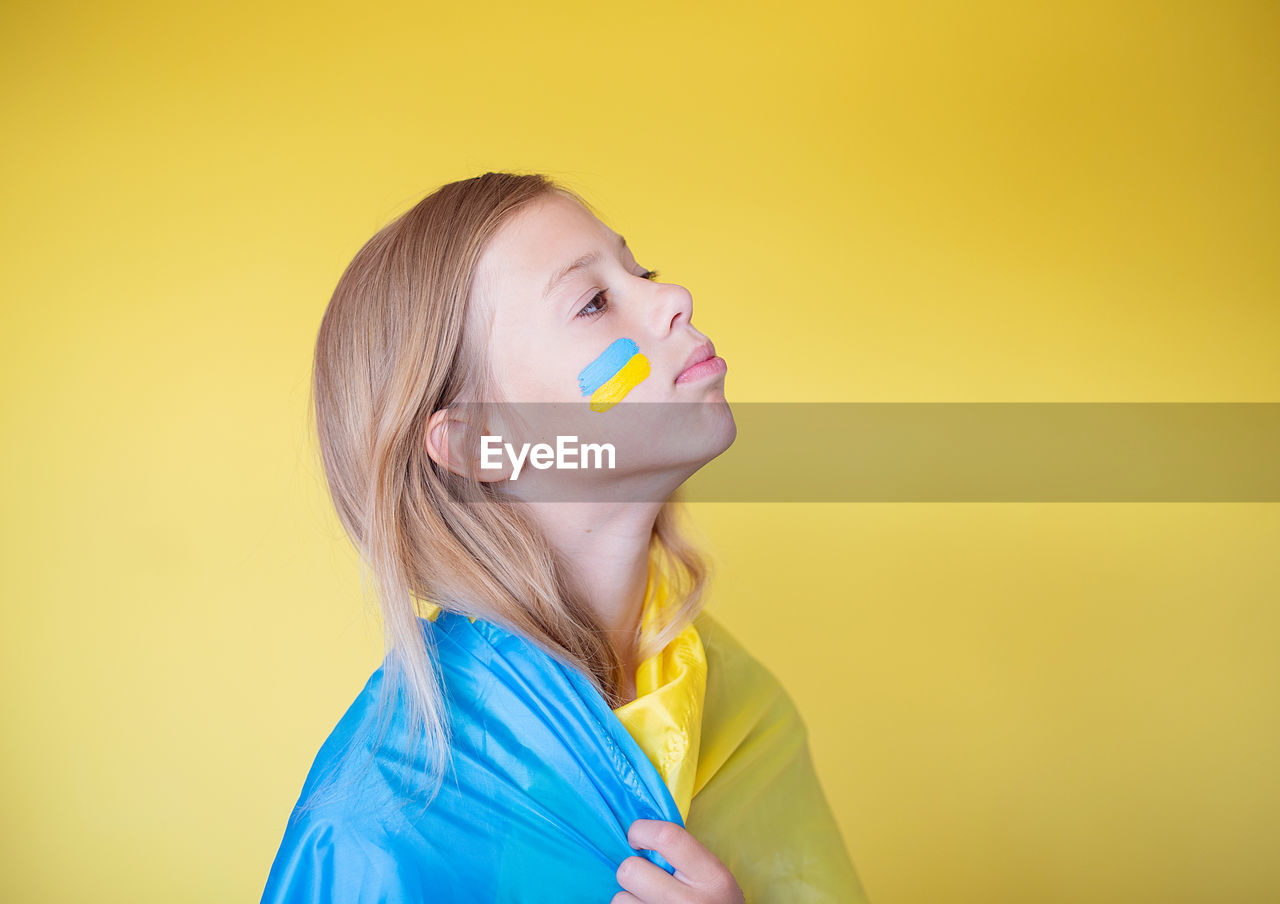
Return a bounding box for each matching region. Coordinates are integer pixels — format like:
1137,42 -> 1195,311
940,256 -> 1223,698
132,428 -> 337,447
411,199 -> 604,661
589,354 -> 650,412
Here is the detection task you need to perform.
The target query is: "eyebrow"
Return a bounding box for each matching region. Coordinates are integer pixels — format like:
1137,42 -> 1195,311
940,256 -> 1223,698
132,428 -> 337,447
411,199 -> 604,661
542,232 -> 628,301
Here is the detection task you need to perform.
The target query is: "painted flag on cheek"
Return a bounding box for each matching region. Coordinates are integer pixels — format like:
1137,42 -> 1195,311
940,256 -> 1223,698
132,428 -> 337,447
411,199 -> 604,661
578,337 -> 650,412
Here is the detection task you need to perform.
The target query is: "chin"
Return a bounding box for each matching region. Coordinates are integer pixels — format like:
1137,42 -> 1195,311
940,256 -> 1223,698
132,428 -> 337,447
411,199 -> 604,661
643,396 -> 737,476
702,398 -> 737,459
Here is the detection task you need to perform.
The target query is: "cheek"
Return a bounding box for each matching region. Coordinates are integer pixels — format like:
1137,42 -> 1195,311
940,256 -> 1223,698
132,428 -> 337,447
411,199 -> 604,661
505,358 -> 573,402
490,332 -> 580,401
577,337 -> 650,412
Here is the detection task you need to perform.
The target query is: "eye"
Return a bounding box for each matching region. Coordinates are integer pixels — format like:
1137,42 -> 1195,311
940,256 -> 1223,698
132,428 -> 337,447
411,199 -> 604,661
576,291 -> 608,319
574,269 -> 661,319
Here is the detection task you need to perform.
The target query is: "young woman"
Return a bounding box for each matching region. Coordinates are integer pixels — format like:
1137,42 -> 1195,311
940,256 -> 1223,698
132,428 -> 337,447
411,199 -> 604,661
261,172 -> 870,903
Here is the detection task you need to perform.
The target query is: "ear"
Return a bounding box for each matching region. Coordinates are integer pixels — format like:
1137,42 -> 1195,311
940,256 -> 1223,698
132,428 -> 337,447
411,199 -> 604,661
425,406 -> 511,483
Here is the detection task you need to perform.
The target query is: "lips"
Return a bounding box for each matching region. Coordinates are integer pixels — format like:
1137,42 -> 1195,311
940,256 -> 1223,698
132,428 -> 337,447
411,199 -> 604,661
675,341 -> 715,383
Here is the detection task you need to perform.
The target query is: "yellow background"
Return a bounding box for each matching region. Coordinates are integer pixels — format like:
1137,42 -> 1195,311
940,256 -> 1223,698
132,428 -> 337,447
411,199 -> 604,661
3,1 -> 1277,901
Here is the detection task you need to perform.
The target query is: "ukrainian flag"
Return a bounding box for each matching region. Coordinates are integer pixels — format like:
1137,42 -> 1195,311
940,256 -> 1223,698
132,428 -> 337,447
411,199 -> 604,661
577,337 -> 650,412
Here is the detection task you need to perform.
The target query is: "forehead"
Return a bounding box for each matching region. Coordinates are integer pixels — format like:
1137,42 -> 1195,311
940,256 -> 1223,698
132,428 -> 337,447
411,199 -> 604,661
473,194 -> 619,304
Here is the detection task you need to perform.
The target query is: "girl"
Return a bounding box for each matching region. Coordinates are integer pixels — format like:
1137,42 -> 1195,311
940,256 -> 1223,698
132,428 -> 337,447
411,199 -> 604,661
261,172 -> 870,903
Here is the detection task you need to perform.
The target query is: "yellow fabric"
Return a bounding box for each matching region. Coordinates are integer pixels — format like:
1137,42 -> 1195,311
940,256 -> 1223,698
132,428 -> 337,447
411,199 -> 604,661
610,566 -> 708,823
685,610 -> 870,901
418,600 -> 474,623
621,565 -> 871,902
615,564 -> 870,901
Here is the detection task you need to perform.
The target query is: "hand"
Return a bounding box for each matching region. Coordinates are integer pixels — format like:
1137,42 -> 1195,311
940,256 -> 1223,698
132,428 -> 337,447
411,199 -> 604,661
613,818 -> 746,903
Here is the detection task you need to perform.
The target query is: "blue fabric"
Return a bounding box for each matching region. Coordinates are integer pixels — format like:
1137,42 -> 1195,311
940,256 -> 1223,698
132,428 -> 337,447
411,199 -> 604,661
261,610 -> 684,902
576,337 -> 639,395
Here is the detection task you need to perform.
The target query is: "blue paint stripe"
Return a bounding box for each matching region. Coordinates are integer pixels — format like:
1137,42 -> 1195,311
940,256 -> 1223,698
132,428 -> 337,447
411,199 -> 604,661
577,337 -> 639,395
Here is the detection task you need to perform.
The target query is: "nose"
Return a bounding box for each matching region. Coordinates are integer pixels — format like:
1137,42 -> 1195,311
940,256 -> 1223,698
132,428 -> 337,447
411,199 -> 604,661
651,282 -> 694,335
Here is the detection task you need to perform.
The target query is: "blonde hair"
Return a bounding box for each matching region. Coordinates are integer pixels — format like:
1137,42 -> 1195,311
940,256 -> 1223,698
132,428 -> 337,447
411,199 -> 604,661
304,171 -> 709,812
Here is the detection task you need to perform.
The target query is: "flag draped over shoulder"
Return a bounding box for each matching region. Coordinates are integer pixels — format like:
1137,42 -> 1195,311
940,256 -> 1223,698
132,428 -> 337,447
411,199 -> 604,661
685,612 -> 870,902
261,579 -> 870,903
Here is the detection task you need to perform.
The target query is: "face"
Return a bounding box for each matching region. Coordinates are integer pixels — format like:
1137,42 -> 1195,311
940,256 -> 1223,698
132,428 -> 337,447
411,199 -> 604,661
460,192 -> 735,501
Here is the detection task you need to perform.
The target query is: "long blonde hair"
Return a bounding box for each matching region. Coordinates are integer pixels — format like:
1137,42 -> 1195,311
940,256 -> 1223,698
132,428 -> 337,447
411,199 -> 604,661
305,171 -> 709,810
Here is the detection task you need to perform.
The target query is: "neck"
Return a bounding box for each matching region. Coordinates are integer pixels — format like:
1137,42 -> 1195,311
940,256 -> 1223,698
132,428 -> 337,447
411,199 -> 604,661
522,500 -> 663,684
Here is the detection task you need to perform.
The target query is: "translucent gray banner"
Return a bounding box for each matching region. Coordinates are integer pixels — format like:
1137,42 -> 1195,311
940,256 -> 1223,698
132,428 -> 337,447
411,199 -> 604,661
442,403 -> 1280,502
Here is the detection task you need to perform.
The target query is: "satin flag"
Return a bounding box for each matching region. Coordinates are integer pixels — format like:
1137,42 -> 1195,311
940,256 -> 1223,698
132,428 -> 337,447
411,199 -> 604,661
261,587 -> 869,902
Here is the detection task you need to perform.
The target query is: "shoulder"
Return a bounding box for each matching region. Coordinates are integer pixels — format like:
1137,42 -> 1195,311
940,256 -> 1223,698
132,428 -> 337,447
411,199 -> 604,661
260,804 -> 449,903
264,665 -> 459,903
275,665 -> 435,854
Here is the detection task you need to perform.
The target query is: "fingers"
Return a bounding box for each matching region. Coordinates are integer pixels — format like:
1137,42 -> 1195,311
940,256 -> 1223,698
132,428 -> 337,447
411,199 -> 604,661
616,854 -> 683,904
625,818 -> 726,887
